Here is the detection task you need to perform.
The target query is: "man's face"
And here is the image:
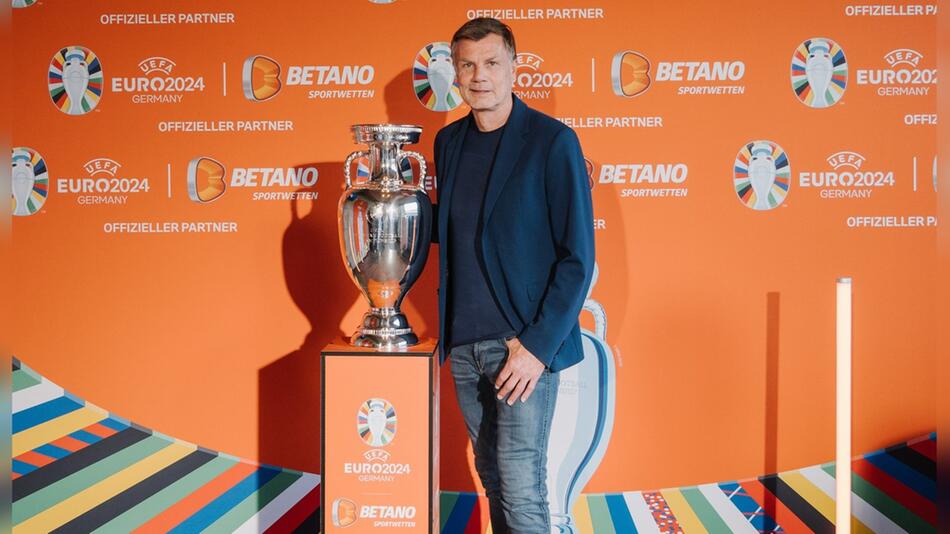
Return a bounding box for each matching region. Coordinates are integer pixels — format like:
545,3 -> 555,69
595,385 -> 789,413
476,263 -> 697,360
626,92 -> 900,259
453,33 -> 515,113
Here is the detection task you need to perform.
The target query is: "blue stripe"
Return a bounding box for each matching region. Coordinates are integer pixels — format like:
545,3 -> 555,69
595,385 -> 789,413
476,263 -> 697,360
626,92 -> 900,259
169,467 -> 282,533
70,429 -> 104,444
12,459 -> 37,475
12,396 -> 82,433
865,451 -> 935,500
34,443 -> 71,459
441,493 -> 476,534
99,417 -> 129,431
605,493 -> 637,533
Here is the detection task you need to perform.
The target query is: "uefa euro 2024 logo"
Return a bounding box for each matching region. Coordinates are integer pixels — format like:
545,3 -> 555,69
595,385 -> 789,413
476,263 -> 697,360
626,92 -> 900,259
357,398 -> 397,447
412,42 -> 462,112
12,147 -> 49,216
48,46 -> 103,115
791,38 -> 848,108
734,141 -> 791,211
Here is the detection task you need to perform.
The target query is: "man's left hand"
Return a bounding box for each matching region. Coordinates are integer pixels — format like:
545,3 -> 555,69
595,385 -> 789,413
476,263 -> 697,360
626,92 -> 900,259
494,337 -> 546,405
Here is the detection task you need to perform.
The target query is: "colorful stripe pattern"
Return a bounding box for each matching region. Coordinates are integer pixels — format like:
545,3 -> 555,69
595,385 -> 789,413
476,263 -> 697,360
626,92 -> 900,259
11,359 -> 936,533
11,359 -> 320,533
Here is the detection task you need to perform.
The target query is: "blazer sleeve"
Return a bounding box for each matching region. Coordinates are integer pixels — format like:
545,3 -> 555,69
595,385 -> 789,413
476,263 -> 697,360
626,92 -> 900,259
517,127 -> 595,365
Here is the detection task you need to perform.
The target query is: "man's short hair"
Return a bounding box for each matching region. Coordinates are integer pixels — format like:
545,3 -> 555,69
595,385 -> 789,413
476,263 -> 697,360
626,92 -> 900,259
451,17 -> 516,60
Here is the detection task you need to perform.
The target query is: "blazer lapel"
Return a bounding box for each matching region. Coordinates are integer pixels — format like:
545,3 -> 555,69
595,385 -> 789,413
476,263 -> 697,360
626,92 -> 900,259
482,95 -> 528,224
438,113 -> 470,248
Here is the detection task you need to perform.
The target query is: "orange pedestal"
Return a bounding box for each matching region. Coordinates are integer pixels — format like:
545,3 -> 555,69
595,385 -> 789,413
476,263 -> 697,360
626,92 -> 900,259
321,338 -> 440,533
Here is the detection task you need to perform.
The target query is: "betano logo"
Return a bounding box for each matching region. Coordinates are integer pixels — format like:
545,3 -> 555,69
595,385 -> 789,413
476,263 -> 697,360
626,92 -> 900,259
514,52 -> 574,99
242,55 -> 375,102
186,157 -> 319,203
612,51 -> 744,96
856,48 -> 936,96
733,141 -> 791,211
412,42 -> 461,111
799,151 -> 895,199
610,51 -> 651,97
790,38 -> 848,108
111,56 -> 206,103
11,147 -> 49,217
331,498 -> 358,528
48,46 -> 103,115
596,161 -> 689,198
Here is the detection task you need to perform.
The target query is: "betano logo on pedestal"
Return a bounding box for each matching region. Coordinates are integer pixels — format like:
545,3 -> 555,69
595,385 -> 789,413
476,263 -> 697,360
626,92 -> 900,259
733,141 -> 791,211
11,147 -> 49,217
799,151 -> 896,199
186,157 -> 319,203
48,46 -> 103,115
412,42 -> 462,111
790,37 -> 848,108
856,48 -> 937,96
242,55 -> 375,102
611,50 -> 745,97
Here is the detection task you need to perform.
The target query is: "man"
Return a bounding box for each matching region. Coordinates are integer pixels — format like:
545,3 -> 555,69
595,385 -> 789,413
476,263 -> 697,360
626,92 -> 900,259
430,18 -> 595,533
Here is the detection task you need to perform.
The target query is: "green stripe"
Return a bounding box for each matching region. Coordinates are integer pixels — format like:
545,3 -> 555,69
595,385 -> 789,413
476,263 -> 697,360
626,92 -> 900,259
203,470 -> 302,533
439,491 -> 460,530
680,486 -> 732,534
13,435 -> 171,524
92,455 -> 238,533
13,369 -> 41,392
586,494 -> 617,534
820,463 -> 935,534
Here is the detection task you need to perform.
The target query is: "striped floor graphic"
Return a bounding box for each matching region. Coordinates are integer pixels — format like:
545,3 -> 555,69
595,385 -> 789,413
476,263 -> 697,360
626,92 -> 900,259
12,359 -> 935,533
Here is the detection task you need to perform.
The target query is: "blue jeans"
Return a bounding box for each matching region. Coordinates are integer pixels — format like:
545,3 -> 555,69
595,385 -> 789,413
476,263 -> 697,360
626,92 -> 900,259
449,336 -> 559,534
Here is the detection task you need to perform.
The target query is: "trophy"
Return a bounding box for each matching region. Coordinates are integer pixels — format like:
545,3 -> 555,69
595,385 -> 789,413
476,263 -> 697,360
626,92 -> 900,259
339,124 -> 432,349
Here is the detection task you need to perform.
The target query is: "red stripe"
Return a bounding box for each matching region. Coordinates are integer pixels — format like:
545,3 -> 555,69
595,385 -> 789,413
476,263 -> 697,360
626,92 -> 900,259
464,495 -> 490,534
909,439 -> 936,461
16,450 -> 56,468
84,423 -> 117,438
739,480 -> 812,534
265,484 -> 320,533
49,435 -> 88,452
854,459 -> 935,525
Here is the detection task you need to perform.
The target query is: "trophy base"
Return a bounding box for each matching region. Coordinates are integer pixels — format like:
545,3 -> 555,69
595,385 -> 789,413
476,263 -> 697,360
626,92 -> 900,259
350,310 -> 419,350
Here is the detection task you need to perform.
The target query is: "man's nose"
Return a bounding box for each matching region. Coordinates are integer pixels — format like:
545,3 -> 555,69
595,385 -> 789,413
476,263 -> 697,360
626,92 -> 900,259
472,64 -> 486,81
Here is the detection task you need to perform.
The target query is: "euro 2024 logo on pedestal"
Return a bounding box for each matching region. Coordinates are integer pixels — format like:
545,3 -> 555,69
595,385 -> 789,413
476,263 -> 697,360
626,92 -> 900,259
791,38 -> 848,108
357,398 -> 397,447
734,141 -> 791,210
49,46 -> 103,115
12,148 -> 49,216
412,42 -> 462,111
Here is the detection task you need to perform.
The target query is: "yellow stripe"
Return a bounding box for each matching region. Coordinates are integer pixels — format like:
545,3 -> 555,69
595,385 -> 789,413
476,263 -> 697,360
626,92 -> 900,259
12,406 -> 107,456
781,472 -> 873,533
661,489 -> 708,534
780,472 -> 836,522
14,441 -> 195,533
572,494 -> 595,534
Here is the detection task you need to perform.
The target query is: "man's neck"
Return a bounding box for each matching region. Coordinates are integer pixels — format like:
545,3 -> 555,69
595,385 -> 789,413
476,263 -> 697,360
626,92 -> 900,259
472,94 -> 513,132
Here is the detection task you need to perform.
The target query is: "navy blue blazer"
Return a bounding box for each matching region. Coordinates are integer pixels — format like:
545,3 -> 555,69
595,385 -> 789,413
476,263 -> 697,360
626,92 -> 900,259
431,95 -> 595,372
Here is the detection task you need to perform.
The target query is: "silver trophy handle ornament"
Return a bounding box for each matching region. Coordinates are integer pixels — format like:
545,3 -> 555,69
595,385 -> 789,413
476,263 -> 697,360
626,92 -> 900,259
338,124 -> 432,349
343,150 -> 369,189
399,150 -> 428,190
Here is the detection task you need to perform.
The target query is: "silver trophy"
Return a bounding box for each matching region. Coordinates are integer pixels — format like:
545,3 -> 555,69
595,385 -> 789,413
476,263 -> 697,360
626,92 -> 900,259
339,124 -> 432,349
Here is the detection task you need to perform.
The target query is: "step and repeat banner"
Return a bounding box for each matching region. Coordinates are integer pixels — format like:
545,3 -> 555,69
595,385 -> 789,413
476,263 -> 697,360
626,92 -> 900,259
10,0 -> 938,496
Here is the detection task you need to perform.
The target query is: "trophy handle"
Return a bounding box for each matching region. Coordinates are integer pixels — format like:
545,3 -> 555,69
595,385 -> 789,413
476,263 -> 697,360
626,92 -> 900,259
343,150 -> 368,188
399,150 -> 428,190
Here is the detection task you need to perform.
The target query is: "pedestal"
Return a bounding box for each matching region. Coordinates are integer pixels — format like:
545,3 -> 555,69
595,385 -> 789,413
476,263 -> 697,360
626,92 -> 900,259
321,338 -> 439,533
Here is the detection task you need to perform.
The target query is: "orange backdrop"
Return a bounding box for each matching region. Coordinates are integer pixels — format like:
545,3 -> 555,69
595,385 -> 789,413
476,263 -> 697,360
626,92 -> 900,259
10,0 -> 937,493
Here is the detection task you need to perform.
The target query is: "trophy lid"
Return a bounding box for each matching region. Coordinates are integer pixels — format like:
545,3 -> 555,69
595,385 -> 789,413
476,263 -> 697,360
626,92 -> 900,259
351,124 -> 423,145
